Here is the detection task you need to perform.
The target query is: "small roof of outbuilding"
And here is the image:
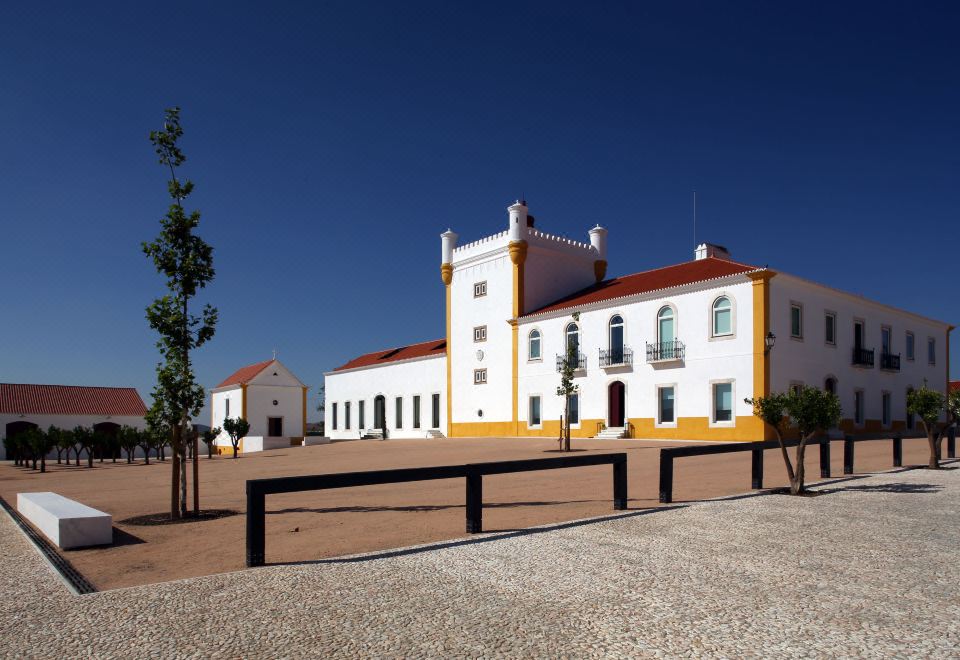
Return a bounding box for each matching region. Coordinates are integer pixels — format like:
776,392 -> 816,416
333,339 -> 447,372
524,256 -> 762,317
0,384 -> 148,416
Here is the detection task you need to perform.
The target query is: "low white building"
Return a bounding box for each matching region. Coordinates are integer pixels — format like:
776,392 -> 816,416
325,200 -> 953,442
209,359 -> 308,454
1,383 -> 147,460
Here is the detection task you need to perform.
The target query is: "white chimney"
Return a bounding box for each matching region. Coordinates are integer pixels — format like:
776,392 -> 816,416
694,243 -> 731,261
507,200 -> 528,242
441,229 -> 458,264
589,225 -> 608,260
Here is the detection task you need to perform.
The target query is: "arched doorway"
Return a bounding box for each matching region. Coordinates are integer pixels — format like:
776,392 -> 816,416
608,381 -> 625,428
824,377 -> 837,396
373,396 -> 386,435
4,421 -> 38,462
93,422 -> 121,461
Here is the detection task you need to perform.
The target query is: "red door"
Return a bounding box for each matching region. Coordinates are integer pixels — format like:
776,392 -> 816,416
608,381 -> 625,427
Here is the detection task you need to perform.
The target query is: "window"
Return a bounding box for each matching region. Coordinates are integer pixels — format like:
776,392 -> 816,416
658,386 -> 675,424
569,394 -> 580,425
473,281 -> 487,297
268,417 -> 283,436
928,338 -> 936,365
712,297 -> 732,336
395,397 -> 403,429
609,315 -> 625,358
905,332 -> 915,361
332,402 -> 338,430
359,400 -> 365,429
882,392 -> 891,427
473,326 -> 487,342
529,396 -> 542,426
474,369 -> 487,384
528,329 -> 541,360
825,312 -> 836,345
854,390 -> 864,426
790,303 -> 803,339
431,393 -> 440,429
657,306 -> 675,344
565,323 -> 580,354
713,382 -> 733,423
881,326 -> 891,355
225,398 -> 231,417
790,382 -> 804,396
345,402 -> 352,430
824,377 -> 837,395
413,395 -> 421,429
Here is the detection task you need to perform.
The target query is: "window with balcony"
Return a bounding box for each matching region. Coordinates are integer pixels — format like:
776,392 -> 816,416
601,315 -> 632,366
880,326 -> 900,370
712,297 -> 732,337
528,329 -> 541,360
557,323 -> 586,371
648,306 -> 684,362
852,320 -> 874,367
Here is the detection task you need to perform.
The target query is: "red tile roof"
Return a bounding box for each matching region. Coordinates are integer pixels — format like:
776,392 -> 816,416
525,257 -> 762,316
0,384 -> 147,416
216,360 -> 275,388
334,339 -> 447,372
950,381 -> 959,394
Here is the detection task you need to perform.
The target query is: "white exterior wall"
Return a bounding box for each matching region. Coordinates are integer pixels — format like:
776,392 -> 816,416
324,355 -> 446,440
244,384 -> 304,439
1,414 -> 146,460
523,228 -> 598,313
210,388 -> 243,436
769,274 -> 950,430
518,277 -> 756,433
450,238 -> 514,425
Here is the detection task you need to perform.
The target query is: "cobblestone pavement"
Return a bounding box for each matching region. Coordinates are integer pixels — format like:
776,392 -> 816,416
1,467 -> 958,658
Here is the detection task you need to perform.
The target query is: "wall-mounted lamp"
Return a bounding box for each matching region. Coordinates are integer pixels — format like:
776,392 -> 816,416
764,331 -> 777,354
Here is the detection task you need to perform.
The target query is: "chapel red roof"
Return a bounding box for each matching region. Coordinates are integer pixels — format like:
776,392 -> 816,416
525,256 -> 762,316
0,384 -> 147,416
950,381 -> 959,394
216,360 -> 275,388
334,339 -> 447,372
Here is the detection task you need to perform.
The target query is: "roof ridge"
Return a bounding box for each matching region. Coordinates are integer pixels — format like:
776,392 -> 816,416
0,383 -> 140,390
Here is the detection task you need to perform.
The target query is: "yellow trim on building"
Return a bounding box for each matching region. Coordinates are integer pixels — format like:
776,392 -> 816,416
747,271 -> 776,440
593,259 -> 607,282
509,240 -> 527,437
445,280 -> 453,437
241,383 -> 248,420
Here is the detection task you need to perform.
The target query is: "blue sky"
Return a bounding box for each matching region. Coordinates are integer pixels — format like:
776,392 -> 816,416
1,1 -> 957,421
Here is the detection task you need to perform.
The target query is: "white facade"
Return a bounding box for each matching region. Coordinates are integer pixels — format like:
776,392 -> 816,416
325,353 -> 446,440
323,201 -> 952,442
1,413 -> 146,460
210,360 -> 307,454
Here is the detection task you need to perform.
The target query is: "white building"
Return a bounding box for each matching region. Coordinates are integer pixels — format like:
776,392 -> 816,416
209,359 -> 308,454
325,201 -> 952,442
1,383 -> 147,460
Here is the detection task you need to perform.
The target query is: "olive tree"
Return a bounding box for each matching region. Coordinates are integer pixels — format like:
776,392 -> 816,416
222,417 -> 250,459
73,426 -> 95,468
748,386 -> 841,495
201,427 -> 221,459
907,383 -> 959,469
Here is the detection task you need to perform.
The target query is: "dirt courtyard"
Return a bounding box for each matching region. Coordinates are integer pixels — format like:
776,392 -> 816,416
0,435 -> 936,590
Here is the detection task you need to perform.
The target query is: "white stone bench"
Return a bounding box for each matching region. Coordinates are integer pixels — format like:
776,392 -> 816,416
16,492 -> 112,550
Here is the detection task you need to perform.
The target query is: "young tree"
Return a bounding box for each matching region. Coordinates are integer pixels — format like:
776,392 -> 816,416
119,426 -> 140,463
3,434 -> 22,466
907,383 -> 958,469
73,426 -> 95,468
27,428 -> 54,473
47,426 -> 64,464
556,312 -> 581,452
748,387 -> 840,495
202,427 -> 221,459
222,417 -> 250,459
21,428 -> 41,470
143,107 -> 218,520
56,429 -> 74,466
137,429 -> 154,465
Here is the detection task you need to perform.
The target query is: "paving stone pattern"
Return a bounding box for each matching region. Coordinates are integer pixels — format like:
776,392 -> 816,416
1,467 -> 958,658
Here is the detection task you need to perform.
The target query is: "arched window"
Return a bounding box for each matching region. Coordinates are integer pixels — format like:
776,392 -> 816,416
528,329 -> 541,360
824,377 -> 837,395
657,306 -> 675,344
712,296 -> 732,336
565,323 -> 580,355
608,315 -> 624,362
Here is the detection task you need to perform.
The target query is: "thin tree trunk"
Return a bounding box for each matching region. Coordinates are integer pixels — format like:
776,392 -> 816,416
924,423 -> 940,469
193,435 -> 199,515
40,454 -> 46,473
207,442 -> 213,460
56,449 -> 62,464
773,428 -> 796,486
171,428 -> 181,520
792,437 -> 810,495
563,395 -> 571,452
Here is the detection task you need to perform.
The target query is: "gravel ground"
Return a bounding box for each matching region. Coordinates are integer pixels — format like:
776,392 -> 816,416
1,466 -> 957,658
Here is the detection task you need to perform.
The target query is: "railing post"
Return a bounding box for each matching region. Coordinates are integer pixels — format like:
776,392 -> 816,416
246,483 -> 266,568
819,438 -> 831,478
750,446 -> 764,490
612,458 -> 627,510
949,427 -> 957,460
658,451 -> 674,504
465,469 -> 483,533
843,435 -> 855,475
892,433 -> 902,468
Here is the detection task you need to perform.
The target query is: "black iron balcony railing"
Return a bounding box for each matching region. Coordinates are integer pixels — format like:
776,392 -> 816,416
852,347 -> 875,367
646,339 -> 685,363
556,352 -> 587,372
880,352 -> 901,371
599,347 -> 633,368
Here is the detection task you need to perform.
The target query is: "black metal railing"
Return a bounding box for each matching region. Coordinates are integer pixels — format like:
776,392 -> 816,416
646,339 -> 685,362
880,352 -> 900,371
246,453 -> 628,567
599,347 -> 633,367
555,352 -> 587,372
852,347 -> 875,367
